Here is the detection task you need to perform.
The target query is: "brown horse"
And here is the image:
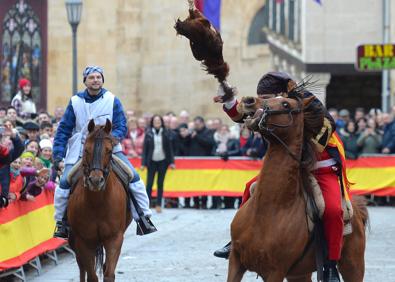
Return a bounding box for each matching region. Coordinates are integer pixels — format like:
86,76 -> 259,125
227,96 -> 368,282
68,119 -> 132,282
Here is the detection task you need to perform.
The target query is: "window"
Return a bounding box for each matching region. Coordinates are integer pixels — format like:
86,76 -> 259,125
1,0 -> 43,107
288,0 -> 295,41
248,5 -> 269,45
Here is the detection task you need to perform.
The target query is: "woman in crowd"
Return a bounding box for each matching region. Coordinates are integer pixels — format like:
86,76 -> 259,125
142,115 -> 175,213
11,78 -> 37,119
123,117 -> 145,157
340,120 -> 360,159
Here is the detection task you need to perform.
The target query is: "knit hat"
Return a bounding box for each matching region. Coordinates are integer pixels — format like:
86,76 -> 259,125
18,78 -> 31,89
20,151 -> 35,160
39,139 -> 53,150
83,66 -> 104,82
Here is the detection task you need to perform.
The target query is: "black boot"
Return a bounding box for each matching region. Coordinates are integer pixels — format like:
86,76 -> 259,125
213,241 -> 231,259
323,260 -> 341,282
53,220 -> 69,239
136,215 -> 157,236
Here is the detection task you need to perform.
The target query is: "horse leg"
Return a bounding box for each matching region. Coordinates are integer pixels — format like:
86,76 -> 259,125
103,233 -> 124,282
338,218 -> 366,282
74,239 -> 99,282
286,274 -> 312,282
227,249 -> 246,282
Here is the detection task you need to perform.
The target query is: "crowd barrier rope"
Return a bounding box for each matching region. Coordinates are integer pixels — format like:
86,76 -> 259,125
0,155 -> 394,272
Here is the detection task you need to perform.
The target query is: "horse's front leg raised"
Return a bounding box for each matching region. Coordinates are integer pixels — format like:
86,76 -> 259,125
227,249 -> 246,282
103,233 -> 124,282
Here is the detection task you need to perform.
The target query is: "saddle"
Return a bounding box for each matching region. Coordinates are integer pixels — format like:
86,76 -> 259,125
67,154 -> 134,190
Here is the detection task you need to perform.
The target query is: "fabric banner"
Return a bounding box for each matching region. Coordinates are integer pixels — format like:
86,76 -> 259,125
131,156 -> 395,197
0,190 -> 65,271
194,0 -> 221,30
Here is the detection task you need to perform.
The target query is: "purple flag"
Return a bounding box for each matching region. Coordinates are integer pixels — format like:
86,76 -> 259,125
203,0 -> 221,31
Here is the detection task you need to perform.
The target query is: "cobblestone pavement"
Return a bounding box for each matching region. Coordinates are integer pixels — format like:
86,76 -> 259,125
23,206 -> 395,281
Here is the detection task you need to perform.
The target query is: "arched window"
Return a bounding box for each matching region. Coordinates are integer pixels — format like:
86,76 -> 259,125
248,5 -> 269,45
1,0 -> 42,106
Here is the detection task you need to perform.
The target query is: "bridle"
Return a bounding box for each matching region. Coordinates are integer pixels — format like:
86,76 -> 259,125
83,131 -> 114,189
257,97 -> 303,163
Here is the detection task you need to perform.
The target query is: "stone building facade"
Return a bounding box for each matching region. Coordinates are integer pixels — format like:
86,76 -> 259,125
0,0 -> 271,119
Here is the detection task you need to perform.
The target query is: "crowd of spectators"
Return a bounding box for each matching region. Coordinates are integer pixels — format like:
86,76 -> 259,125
1,78 -> 394,209
329,106 -> 395,159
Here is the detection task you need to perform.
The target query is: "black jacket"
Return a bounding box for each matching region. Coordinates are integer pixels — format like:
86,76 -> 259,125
189,127 -> 216,156
142,128 -> 175,166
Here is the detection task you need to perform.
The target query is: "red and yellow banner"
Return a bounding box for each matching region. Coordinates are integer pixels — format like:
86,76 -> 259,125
131,156 -> 395,197
0,190 -> 65,271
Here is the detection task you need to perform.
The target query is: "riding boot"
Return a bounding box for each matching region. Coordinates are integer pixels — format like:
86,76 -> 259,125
213,241 -> 231,259
129,179 -> 157,235
53,187 -> 70,239
323,260 -> 341,282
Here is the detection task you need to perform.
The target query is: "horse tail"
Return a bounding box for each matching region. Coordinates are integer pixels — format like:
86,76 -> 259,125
352,196 -> 370,230
95,245 -> 104,274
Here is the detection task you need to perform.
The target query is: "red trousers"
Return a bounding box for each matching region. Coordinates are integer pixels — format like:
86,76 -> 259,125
240,167 -> 343,260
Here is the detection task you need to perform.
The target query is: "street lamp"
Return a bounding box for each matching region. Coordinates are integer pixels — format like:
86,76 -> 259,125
65,0 -> 83,95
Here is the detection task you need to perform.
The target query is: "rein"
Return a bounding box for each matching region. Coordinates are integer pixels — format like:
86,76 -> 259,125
257,98 -> 303,163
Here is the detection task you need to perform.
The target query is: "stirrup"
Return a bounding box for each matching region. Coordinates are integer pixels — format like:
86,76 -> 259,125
136,216 -> 157,236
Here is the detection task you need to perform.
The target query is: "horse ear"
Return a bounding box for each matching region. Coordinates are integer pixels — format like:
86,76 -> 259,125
303,96 -> 315,109
88,119 -> 95,133
104,119 -> 112,134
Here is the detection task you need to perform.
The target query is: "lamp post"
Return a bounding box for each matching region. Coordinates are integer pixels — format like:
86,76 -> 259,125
65,0 -> 83,95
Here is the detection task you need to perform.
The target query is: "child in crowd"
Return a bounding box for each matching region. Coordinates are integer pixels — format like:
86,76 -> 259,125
39,139 -> 53,168
8,158 -> 23,203
25,140 -> 40,157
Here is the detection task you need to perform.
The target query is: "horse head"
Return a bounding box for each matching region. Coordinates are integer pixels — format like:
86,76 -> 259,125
82,119 -> 116,191
240,94 -> 323,166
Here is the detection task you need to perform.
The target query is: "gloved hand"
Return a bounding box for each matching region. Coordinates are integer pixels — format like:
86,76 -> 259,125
53,158 -> 63,172
213,81 -> 237,108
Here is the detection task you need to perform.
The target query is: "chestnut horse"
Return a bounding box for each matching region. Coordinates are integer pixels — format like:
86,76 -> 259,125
68,119 -> 132,282
227,96 -> 368,282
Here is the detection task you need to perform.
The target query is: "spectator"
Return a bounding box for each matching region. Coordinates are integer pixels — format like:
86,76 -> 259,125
356,117 -> 367,135
137,117 -> 147,132
189,116 -> 216,209
354,107 -> 365,121
337,109 -> 351,130
126,109 -> 135,120
179,110 -> 190,124
20,151 -> 35,168
39,139 -> 53,168
0,126 -> 24,206
340,120 -> 360,159
239,125 -> 250,149
23,121 -> 40,143
11,78 -> 37,119
40,121 -> 54,139
6,106 -> 20,127
8,158 -> 23,203
0,107 -> 6,119
37,111 -> 51,125
141,115 -> 175,213
123,117 -> 145,157
357,118 -> 382,155
53,107 -> 65,123
241,132 -> 267,159
26,140 -> 40,157
382,114 -> 395,154
174,123 -> 190,156
20,167 -> 54,201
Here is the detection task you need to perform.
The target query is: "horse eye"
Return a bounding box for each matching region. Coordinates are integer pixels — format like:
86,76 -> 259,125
282,102 -> 290,109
